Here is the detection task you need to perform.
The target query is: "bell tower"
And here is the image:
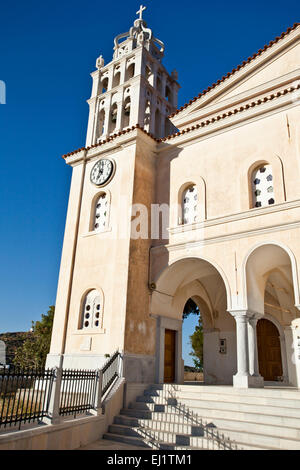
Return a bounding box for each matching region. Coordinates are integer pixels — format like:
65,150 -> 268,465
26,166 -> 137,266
85,5 -> 179,144
47,7 -> 181,379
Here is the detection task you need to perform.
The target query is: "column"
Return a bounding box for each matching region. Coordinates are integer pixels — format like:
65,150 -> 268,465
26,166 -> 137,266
231,310 -> 264,388
248,316 -> 264,387
102,94 -> 112,138
234,312 -> 250,380
115,99 -> 124,133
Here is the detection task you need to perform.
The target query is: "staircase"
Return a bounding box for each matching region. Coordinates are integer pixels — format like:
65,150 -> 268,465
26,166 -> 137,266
103,383 -> 300,450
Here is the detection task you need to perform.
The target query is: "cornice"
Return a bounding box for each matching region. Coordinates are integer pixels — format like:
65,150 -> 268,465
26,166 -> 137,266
170,23 -> 300,122
64,126 -> 157,165
151,200 -> 300,253
169,199 -> 300,234
157,82 -> 300,152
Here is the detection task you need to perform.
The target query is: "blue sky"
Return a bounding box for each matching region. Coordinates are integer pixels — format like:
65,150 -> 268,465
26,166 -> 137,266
0,0 -> 299,362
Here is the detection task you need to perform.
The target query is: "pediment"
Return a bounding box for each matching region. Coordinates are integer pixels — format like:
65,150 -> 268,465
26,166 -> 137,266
171,25 -> 300,128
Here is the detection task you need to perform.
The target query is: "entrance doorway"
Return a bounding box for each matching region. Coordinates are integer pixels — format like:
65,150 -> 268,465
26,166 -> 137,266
257,319 -> 283,381
164,329 -> 176,383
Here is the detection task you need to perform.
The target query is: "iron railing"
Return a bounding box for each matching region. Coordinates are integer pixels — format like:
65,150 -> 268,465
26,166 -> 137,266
0,352 -> 122,431
102,351 -> 120,396
59,369 -> 98,417
0,367 -> 54,430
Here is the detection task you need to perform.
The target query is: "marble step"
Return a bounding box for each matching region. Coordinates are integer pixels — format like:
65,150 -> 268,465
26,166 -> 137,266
147,384 -> 300,400
129,400 -> 300,427
113,417 -> 238,442
143,389 -> 300,409
115,411 -> 300,449
154,398 -> 300,422
103,431 -> 262,450
121,408 -> 193,423
108,424 -> 240,449
121,406 -> 300,442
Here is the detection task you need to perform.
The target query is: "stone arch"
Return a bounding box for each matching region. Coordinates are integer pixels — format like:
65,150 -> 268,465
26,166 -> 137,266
174,280 -> 215,329
151,255 -> 232,318
242,241 -> 300,315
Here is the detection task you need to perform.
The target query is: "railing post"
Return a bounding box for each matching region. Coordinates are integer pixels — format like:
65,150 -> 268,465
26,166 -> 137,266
118,352 -> 123,378
91,369 -> 103,416
44,367 -> 62,425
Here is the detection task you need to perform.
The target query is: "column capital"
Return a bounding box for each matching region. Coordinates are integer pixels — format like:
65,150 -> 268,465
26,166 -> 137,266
228,309 -> 263,320
228,309 -> 250,320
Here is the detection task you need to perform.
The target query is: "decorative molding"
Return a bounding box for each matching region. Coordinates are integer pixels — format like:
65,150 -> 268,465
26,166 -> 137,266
159,84 -> 300,150
169,199 -> 300,235
152,219 -> 300,254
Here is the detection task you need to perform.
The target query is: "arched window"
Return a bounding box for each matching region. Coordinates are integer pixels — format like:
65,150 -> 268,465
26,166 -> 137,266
144,100 -> 151,132
123,96 -> 131,128
155,108 -> 161,138
109,102 -> 118,134
145,65 -> 152,84
81,289 -> 103,329
165,85 -> 172,103
156,75 -> 162,94
93,193 -> 109,232
101,77 -> 109,93
251,164 -> 275,208
112,69 -> 121,88
98,109 -> 105,137
182,185 -> 198,224
126,63 -> 135,81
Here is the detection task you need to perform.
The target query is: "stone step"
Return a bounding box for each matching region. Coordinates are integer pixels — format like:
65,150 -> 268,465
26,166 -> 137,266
120,405 -> 300,441
168,398 -> 300,422
177,409 -> 300,440
129,400 -> 300,427
147,384 -> 300,400
120,408 -> 192,422
209,425 -> 300,450
103,431 -> 263,450
108,424 -> 240,449
113,412 -> 300,450
114,413 -> 300,440
138,393 -> 300,415
144,388 -> 300,408
174,391 -> 300,410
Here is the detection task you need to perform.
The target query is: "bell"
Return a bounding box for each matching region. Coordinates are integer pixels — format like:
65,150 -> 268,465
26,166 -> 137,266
124,103 -> 130,116
111,108 -> 117,122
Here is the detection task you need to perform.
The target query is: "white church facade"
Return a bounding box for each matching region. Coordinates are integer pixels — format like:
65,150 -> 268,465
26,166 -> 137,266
47,10 -> 300,389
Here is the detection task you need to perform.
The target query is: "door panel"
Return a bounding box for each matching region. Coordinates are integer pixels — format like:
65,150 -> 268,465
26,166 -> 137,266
257,319 -> 283,381
164,329 -> 176,383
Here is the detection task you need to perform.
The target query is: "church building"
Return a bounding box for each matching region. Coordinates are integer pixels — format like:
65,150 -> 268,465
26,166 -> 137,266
47,9 -> 300,389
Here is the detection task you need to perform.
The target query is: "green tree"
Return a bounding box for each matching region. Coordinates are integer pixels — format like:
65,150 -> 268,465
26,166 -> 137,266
183,298 -> 203,371
189,321 -> 203,371
13,306 -> 54,368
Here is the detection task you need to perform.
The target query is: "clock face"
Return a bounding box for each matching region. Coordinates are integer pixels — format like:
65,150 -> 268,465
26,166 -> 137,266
90,159 -> 114,186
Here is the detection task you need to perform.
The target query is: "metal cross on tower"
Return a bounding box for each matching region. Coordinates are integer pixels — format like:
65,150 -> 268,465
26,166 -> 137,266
136,4 -> 146,20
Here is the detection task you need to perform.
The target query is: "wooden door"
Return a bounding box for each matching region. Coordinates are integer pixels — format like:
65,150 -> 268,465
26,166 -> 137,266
257,319 -> 283,381
164,329 -> 176,383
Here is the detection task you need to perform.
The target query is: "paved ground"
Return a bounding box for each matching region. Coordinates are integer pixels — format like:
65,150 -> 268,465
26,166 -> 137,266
78,439 -> 149,450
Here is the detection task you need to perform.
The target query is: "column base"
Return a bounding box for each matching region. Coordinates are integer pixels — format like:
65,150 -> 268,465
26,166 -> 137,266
233,373 -> 264,388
